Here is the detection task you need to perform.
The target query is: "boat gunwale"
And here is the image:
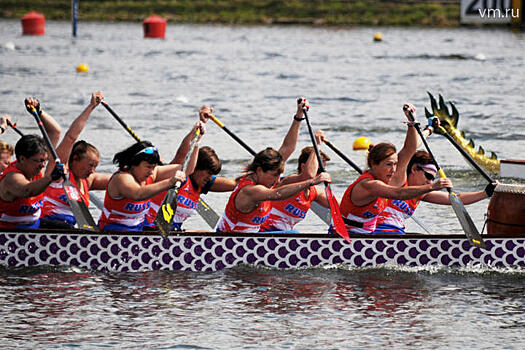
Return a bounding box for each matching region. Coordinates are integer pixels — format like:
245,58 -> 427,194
1,228 -> 523,240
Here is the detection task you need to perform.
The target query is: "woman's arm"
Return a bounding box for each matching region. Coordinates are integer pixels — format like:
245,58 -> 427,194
278,98 -> 309,162
109,171 -> 185,201
422,189 -> 488,205
56,91 -> 103,166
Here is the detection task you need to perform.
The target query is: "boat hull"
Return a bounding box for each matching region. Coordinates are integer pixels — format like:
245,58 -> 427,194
1,229 -> 524,272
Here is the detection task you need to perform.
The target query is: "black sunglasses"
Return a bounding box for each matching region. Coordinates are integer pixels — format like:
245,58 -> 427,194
418,167 -> 436,181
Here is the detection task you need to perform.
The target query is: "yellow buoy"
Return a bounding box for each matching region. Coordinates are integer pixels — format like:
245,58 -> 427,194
353,136 -> 370,150
373,32 -> 382,42
76,63 -> 89,73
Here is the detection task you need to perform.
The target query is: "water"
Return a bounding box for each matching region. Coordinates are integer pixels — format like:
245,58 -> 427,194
1,20 -> 525,348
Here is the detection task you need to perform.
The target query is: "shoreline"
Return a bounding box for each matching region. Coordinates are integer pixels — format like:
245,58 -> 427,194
1,0 -> 463,27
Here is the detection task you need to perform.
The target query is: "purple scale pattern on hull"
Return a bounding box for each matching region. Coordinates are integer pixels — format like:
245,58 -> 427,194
1,232 -> 524,272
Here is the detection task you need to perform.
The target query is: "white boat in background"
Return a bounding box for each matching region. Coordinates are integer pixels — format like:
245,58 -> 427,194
500,159 -> 525,179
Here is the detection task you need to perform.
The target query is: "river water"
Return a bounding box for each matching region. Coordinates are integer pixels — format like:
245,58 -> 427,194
1,20 -> 525,348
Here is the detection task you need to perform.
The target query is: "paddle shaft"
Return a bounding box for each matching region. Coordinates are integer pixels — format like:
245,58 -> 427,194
439,127 -> 495,184
323,139 -> 363,174
7,120 -> 24,137
209,115 -> 256,156
101,101 -> 142,142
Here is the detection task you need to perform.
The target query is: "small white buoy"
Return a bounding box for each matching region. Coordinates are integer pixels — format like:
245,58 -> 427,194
176,95 -> 188,104
4,42 -> 16,51
474,53 -> 486,61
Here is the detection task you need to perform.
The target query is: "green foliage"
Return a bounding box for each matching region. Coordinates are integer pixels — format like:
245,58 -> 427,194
0,0 -> 461,26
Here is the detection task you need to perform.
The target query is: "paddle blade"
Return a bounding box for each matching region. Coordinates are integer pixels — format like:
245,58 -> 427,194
325,185 -> 351,243
196,198 -> 220,229
449,192 -> 486,249
62,180 -> 98,231
154,187 -> 179,238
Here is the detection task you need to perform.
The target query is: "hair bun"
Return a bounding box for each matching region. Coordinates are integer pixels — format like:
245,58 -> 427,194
368,143 -> 375,151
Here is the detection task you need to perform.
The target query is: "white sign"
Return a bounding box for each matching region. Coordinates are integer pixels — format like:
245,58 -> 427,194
461,0 -> 517,24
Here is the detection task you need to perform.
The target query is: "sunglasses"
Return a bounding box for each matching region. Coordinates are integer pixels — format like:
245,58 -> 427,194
134,146 -> 158,157
418,167 -> 436,181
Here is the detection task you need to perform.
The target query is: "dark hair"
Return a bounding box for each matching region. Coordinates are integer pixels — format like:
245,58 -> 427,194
113,141 -> 161,169
367,142 -> 396,168
243,147 -> 284,174
407,150 -> 433,176
297,146 -> 330,174
69,140 -> 100,164
14,134 -> 48,161
196,146 -> 221,175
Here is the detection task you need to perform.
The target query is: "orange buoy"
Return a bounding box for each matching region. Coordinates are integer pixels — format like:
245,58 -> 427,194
486,184 -> 525,235
143,15 -> 166,39
21,11 -> 45,36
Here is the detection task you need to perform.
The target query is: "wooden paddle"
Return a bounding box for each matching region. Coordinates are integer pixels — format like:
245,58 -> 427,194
301,107 -> 351,243
6,120 -> 24,137
406,108 -> 486,249
207,113 -> 332,226
323,138 -> 433,234
29,107 -> 98,231
154,128 -> 200,237
100,100 -> 220,229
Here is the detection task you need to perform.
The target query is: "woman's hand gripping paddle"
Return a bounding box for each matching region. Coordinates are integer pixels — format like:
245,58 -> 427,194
301,104 -> 350,243
100,100 -> 220,229
28,106 -> 98,231
405,107 -> 486,249
154,129 -> 200,238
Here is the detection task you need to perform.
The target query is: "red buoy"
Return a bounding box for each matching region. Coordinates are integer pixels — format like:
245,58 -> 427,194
143,15 -> 166,39
21,11 -> 45,36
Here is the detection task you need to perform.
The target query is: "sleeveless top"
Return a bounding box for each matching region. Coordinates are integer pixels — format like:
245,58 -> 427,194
98,171 -> 154,231
144,176 -> 216,228
339,171 -> 388,234
42,173 -> 90,225
260,178 -> 317,231
374,182 -> 423,234
0,162 -> 44,228
216,176 -> 271,233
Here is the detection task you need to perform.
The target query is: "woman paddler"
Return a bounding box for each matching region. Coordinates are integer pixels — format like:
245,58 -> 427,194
98,125 -> 202,231
143,106 -> 237,230
40,91 -> 111,228
216,98 -> 331,233
259,130 -> 331,232
0,98 -> 64,229
338,104 -> 451,234
373,150 -> 496,234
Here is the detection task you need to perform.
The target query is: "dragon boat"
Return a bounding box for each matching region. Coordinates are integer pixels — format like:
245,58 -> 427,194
1,184 -> 524,272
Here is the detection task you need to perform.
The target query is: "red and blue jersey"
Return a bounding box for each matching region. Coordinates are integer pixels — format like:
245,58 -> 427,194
98,172 -> 153,231
0,162 -> 44,229
144,176 -> 215,229
260,182 -> 317,232
374,182 -> 422,234
216,176 -> 271,233
339,171 -> 388,234
42,174 -> 90,225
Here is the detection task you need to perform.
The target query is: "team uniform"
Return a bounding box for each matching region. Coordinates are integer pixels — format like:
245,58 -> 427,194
98,172 -> 153,231
0,162 -> 44,229
216,176 -> 271,233
373,182 -> 423,234
260,182 -> 317,232
41,174 -> 90,226
339,171 -> 388,234
144,176 -> 216,230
